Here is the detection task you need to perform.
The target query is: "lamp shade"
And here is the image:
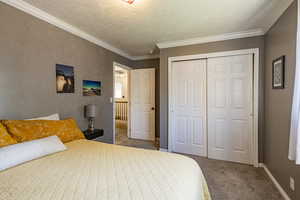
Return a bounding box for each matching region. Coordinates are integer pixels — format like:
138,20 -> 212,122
85,104 -> 96,118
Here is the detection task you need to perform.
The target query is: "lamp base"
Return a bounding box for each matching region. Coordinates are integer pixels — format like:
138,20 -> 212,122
88,118 -> 95,132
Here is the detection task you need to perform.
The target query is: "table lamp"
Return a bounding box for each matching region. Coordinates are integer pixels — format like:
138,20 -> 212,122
85,104 -> 96,132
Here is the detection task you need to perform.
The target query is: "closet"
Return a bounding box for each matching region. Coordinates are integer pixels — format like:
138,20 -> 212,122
169,53 -> 254,165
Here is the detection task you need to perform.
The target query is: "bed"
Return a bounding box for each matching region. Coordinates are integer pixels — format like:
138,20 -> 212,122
0,139 -> 211,200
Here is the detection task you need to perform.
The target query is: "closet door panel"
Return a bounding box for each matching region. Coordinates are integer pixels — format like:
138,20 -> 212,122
171,59 -> 207,156
207,54 -> 253,164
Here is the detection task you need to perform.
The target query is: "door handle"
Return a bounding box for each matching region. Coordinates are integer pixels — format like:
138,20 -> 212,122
151,107 -> 155,110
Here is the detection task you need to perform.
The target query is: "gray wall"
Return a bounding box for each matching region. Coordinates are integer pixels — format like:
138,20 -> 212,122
264,1 -> 300,199
131,59 -> 159,70
0,2 -> 133,144
159,36 -> 265,160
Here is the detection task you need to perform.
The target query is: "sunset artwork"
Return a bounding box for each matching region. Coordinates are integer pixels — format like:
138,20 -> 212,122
83,80 -> 101,96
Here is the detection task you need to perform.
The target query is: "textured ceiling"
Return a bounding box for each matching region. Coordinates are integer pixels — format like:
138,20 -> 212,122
22,0 -> 293,57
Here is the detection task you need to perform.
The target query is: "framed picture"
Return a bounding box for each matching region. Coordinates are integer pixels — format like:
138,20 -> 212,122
272,56 -> 285,89
83,80 -> 101,96
56,64 -> 75,93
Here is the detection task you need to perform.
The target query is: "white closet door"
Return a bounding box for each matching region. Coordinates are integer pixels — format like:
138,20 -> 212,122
130,68 -> 155,141
171,60 -> 207,156
207,54 -> 253,164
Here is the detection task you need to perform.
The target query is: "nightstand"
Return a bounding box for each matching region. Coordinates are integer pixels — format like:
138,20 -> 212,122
83,129 -> 104,140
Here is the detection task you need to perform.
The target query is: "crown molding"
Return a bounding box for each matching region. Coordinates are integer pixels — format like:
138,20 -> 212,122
156,29 -> 265,49
131,54 -> 160,60
255,0 -> 294,34
0,0 -> 267,60
0,0 -> 155,61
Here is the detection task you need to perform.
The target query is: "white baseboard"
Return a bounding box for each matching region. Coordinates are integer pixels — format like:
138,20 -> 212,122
259,163 -> 291,200
159,148 -> 168,152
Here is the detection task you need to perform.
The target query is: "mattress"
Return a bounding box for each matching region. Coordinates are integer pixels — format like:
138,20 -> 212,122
0,140 -> 211,200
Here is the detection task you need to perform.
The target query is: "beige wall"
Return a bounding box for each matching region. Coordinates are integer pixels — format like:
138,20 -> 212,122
264,1 -> 300,199
0,2 -> 133,143
159,36 -> 265,160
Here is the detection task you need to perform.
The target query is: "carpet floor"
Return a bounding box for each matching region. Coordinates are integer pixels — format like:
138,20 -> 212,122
115,127 -> 283,200
115,127 -> 157,150
186,155 -> 283,200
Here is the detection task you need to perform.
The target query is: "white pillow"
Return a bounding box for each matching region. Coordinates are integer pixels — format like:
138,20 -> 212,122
0,136 -> 66,171
26,113 -> 60,120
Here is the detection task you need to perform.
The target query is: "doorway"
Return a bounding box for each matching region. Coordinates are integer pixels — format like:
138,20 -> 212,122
168,49 -> 259,166
114,64 -> 130,144
113,63 -> 157,150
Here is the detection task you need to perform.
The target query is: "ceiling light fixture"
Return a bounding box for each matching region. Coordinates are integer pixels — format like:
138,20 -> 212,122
122,0 -> 135,4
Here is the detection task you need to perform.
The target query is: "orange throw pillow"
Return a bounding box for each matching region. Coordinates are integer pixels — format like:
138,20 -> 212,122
0,123 -> 17,147
2,119 -> 85,143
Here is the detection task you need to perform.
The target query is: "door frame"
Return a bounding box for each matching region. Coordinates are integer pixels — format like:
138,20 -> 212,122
113,62 -> 132,144
168,48 -> 260,167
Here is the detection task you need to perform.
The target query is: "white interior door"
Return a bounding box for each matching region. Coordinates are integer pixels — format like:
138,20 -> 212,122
207,54 -> 253,164
170,60 -> 207,156
130,68 -> 155,141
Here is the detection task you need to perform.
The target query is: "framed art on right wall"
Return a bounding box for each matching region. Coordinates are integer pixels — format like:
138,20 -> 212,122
272,56 -> 285,89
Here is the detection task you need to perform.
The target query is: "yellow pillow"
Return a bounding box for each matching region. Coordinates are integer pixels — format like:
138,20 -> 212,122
0,123 -> 17,147
1,119 -> 85,143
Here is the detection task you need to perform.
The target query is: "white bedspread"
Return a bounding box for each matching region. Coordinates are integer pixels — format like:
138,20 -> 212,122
0,139 -> 211,200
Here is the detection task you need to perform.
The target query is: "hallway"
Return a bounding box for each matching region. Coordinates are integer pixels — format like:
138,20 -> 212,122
115,126 -> 157,150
